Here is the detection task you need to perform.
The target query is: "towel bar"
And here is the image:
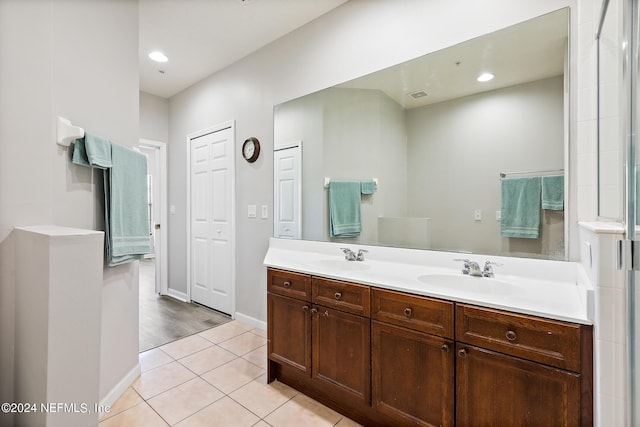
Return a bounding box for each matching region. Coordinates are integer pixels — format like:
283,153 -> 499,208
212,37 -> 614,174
56,116 -> 85,147
499,169 -> 564,178
324,177 -> 378,189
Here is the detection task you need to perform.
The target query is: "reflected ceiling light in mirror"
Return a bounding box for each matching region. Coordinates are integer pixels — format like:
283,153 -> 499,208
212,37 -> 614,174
148,51 -> 169,63
477,72 -> 495,82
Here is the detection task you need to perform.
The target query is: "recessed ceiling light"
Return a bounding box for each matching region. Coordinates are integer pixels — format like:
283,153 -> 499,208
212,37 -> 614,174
477,72 -> 494,82
148,51 -> 168,63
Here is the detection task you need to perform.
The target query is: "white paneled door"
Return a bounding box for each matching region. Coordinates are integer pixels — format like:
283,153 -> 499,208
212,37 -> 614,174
189,124 -> 234,315
274,143 -> 302,239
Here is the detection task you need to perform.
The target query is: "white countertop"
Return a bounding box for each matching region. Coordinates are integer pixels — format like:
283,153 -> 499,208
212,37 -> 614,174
264,238 -> 594,325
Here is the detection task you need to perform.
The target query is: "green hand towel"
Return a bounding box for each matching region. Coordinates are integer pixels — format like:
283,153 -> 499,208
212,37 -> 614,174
541,175 -> 564,210
72,132 -> 112,169
105,144 -> 150,267
501,177 -> 541,239
329,181 -> 362,238
360,180 -> 375,195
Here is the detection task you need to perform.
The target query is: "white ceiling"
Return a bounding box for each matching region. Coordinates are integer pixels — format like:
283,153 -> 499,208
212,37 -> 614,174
337,9 -> 569,109
139,0 -> 348,98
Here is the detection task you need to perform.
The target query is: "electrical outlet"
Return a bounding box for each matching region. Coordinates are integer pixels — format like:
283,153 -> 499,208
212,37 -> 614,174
474,209 -> 482,221
248,205 -> 257,218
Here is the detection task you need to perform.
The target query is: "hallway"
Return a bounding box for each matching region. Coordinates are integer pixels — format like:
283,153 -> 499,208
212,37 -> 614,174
139,259 -> 231,352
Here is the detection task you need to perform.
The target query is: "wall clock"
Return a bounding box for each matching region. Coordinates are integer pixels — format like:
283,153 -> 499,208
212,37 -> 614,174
242,137 -> 260,163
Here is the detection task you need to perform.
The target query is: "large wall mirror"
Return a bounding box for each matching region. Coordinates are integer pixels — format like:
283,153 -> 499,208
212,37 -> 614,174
274,8 -> 569,261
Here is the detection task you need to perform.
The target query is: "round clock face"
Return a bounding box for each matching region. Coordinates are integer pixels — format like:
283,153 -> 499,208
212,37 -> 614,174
242,137 -> 260,163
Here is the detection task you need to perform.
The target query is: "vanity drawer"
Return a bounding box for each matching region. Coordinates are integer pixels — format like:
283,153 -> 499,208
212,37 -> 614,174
267,268 -> 311,301
455,304 -> 582,372
311,277 -> 370,317
371,288 -> 454,339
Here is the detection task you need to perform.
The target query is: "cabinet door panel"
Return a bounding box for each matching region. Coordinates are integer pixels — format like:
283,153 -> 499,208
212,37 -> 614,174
372,321 -> 454,427
312,307 -> 370,405
267,293 -> 311,375
456,344 -> 581,427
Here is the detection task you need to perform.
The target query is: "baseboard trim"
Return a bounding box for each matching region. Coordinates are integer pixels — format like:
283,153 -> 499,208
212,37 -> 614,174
166,288 -> 189,303
235,312 -> 266,330
99,363 -> 141,419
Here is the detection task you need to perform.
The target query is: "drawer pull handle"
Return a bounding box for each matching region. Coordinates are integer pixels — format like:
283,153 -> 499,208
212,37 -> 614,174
334,292 -> 342,300
404,307 -> 413,317
283,281 -> 291,288
441,344 -> 449,353
458,348 -> 467,358
505,330 -> 517,341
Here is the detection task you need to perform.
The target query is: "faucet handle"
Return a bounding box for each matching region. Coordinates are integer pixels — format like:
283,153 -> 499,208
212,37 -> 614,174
340,247 -> 356,261
356,249 -> 368,261
454,258 -> 471,274
483,260 -> 503,277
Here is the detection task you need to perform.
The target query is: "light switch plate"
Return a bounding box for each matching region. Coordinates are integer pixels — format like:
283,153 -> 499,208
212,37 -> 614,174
248,205 -> 257,218
261,205 -> 268,219
474,209 -> 482,221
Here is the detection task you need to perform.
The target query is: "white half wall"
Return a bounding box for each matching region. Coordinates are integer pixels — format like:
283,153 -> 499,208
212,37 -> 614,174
0,2 -> 140,424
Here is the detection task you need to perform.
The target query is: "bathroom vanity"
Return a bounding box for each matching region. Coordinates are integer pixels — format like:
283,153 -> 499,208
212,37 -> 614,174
264,238 -> 593,427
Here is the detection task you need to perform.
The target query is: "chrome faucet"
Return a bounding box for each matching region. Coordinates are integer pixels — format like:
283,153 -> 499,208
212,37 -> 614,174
483,261 -> 503,277
356,249 -> 368,261
454,258 -> 483,277
341,248 -> 357,261
341,248 -> 367,261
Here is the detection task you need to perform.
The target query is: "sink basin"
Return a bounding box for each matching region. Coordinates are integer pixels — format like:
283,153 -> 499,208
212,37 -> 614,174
305,259 -> 372,272
417,274 -> 516,295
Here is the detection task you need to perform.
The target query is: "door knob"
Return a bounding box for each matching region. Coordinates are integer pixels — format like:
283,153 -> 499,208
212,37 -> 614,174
155,223 -> 161,230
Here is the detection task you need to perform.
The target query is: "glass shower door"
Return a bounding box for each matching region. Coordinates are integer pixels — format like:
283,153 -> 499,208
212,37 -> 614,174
629,0 -> 640,425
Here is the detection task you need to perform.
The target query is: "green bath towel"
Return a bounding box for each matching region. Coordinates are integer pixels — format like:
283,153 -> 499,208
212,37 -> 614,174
541,175 -> 564,210
329,181 -> 362,238
500,177 -> 541,239
105,144 -> 150,267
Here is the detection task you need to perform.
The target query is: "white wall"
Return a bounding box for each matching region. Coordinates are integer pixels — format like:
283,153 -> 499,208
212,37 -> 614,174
140,91 -> 169,143
0,1 -> 140,423
168,0 -> 576,324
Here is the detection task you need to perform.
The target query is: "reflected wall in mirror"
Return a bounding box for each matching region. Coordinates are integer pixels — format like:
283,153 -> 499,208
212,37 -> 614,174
274,9 -> 569,260
597,0 -> 624,220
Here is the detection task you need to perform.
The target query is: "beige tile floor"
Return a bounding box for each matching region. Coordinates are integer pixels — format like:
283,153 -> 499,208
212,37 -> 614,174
99,320 -> 361,427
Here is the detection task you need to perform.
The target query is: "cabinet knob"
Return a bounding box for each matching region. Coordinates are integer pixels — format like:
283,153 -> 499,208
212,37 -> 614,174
334,292 -> 342,300
505,330 -> 517,341
302,305 -> 309,311
458,348 -> 467,358
310,308 -> 318,315
283,281 -> 291,288
441,344 -> 449,353
403,307 -> 413,317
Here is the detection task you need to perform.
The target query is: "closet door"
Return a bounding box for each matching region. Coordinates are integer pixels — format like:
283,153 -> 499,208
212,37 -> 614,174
190,125 -> 234,314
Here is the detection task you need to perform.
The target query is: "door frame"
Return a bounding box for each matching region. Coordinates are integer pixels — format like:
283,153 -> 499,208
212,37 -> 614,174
139,139 -> 168,296
185,120 -> 236,316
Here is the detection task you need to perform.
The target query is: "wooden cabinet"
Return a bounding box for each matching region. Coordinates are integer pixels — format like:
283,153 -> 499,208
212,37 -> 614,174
267,268 -> 593,427
372,321 -> 454,427
455,303 -> 591,427
267,293 -> 311,376
371,288 -> 455,426
455,344 -> 580,427
267,269 -> 371,413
